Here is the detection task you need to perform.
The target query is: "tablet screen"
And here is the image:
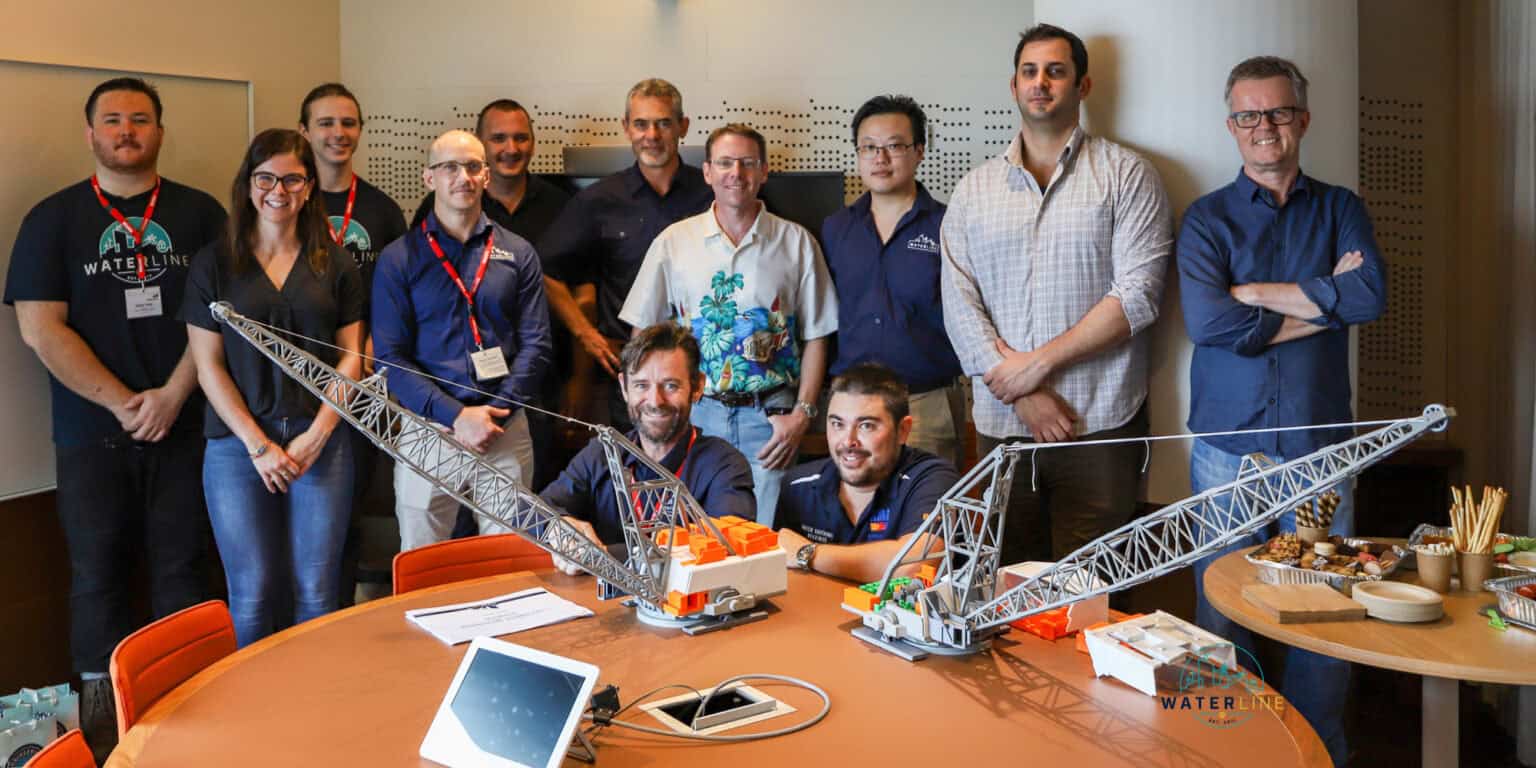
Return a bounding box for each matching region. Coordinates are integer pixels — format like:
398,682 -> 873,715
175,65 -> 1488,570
448,649 -> 589,767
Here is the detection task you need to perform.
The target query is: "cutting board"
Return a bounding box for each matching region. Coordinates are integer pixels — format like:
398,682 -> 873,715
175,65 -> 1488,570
1241,583 -> 1367,623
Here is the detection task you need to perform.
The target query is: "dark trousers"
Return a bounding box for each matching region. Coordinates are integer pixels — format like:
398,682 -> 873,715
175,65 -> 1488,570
54,431 -> 209,673
978,405 -> 1149,566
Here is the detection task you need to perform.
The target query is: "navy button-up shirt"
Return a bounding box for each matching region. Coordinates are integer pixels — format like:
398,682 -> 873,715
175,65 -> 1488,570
777,446 -> 958,544
372,212 -> 552,426
538,427 -> 756,544
822,183 -> 962,393
537,163 -> 714,340
1178,170 -> 1387,457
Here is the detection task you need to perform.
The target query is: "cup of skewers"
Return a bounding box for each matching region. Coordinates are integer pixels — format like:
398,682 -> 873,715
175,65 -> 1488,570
1294,492 -> 1339,545
1451,484 -> 1508,592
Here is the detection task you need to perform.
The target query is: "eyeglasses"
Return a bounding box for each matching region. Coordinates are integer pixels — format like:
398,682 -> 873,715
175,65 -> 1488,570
250,172 -> 310,192
428,160 -> 488,177
856,142 -> 916,158
708,156 -> 763,171
1228,107 -> 1303,128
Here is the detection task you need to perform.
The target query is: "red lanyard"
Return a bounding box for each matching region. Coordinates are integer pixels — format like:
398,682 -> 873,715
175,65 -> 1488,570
326,175 -> 357,245
629,427 -> 697,521
421,220 -> 495,348
91,175 -> 161,282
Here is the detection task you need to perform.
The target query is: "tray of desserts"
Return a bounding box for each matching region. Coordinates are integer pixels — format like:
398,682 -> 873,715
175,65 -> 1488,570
1246,533 -> 1405,596
1407,524 -> 1536,574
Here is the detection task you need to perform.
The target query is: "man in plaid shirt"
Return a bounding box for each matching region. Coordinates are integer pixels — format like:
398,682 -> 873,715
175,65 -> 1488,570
941,23 -> 1172,566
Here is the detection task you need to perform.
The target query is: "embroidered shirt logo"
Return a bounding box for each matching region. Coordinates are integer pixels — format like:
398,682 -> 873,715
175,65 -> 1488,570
905,234 -> 939,254
868,507 -> 891,534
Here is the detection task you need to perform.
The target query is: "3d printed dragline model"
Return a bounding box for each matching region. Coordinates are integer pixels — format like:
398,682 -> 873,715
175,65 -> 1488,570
843,404 -> 1455,660
210,303 -> 786,633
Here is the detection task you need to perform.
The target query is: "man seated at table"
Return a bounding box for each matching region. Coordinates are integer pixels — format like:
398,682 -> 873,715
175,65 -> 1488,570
540,322 -> 756,574
776,363 -> 960,583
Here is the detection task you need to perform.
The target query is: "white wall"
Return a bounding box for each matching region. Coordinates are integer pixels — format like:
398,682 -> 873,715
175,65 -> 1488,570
1036,0 -> 1360,501
342,0 -> 1362,504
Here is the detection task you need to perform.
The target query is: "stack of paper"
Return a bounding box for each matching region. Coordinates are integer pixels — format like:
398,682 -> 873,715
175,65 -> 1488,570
405,588 -> 594,645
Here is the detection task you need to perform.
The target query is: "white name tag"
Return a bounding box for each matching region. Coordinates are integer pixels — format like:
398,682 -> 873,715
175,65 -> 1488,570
125,286 -> 163,319
470,346 -> 509,381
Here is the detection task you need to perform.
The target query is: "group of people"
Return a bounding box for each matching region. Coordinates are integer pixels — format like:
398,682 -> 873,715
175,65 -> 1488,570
7,22 -> 1383,765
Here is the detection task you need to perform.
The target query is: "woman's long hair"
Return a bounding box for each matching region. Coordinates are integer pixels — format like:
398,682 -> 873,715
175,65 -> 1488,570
226,128 -> 329,275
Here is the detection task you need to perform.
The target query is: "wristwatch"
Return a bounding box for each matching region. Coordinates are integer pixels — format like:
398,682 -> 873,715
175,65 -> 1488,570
794,542 -> 818,571
247,439 -> 270,459
795,400 -> 818,419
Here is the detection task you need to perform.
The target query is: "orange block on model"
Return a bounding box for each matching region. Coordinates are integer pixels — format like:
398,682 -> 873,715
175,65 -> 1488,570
917,562 -> 938,587
655,527 -> 690,547
687,536 -> 726,565
726,522 -> 779,555
665,590 -> 707,616
1011,607 -> 1072,641
843,587 -> 879,612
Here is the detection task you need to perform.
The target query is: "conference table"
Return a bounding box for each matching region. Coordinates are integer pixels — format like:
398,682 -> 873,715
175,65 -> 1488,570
108,569 -> 1328,766
1203,545 -> 1536,768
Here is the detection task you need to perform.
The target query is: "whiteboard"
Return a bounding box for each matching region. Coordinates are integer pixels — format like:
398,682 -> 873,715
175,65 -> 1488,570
0,59 -> 251,500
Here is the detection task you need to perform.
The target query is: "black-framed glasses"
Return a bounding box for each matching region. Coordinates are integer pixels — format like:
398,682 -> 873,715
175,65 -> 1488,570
1228,107 -> 1303,128
856,142 -> 916,158
250,172 -> 310,192
428,159 -> 487,177
708,156 -> 762,171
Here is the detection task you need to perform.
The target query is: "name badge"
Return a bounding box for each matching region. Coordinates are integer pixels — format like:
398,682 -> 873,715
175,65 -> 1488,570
470,346 -> 509,381
125,286 -> 163,319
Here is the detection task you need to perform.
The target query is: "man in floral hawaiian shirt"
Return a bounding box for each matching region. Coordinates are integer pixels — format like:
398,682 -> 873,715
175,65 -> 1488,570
620,124 -> 837,525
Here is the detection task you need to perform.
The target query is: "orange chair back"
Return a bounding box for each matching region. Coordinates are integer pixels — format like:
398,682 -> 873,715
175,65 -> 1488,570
109,600 -> 237,737
393,533 -> 554,594
26,729 -> 93,768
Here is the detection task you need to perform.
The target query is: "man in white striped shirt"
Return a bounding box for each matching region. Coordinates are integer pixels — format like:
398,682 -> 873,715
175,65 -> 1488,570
941,23 -> 1172,565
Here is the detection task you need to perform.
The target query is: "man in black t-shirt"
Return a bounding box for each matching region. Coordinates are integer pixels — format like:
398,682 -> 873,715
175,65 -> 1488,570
299,83 -> 409,598
3,77 -> 225,759
299,83 -> 408,343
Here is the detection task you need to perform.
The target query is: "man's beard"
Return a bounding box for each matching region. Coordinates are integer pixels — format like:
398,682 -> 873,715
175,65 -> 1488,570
92,136 -> 159,174
630,403 -> 688,446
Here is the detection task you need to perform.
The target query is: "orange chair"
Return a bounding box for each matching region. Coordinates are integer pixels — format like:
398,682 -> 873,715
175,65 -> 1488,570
109,600 -> 237,737
25,729 -> 94,768
393,533 -> 554,594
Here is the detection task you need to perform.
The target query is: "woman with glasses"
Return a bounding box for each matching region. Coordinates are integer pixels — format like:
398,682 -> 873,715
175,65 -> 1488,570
180,128 -> 364,646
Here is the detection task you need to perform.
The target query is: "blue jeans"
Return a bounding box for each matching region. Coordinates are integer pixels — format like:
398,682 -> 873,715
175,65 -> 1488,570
204,418 -> 353,647
691,397 -> 776,527
1188,438 -> 1352,765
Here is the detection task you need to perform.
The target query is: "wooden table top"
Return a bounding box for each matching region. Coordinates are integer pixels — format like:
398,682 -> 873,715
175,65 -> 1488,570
1203,544 -> 1536,684
108,570 -> 1328,767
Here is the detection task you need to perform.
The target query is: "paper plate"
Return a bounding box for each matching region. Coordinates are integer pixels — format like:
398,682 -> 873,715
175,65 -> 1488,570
1351,581 -> 1444,623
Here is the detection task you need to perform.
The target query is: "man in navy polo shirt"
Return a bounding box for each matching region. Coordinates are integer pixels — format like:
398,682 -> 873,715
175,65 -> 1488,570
776,363 -> 959,584
537,78 -> 714,429
539,323 -> 755,573
1179,56 -> 1386,766
822,95 -> 965,467
373,129 -> 552,550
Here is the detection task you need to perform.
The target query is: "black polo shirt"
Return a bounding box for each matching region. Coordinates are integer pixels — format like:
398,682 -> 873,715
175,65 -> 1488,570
537,163 -> 713,339
322,175 -> 406,314
539,427 -> 756,545
412,174 -> 571,246
181,240 -> 364,438
822,183 -> 962,393
777,447 -> 959,544
4,177 -> 225,448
